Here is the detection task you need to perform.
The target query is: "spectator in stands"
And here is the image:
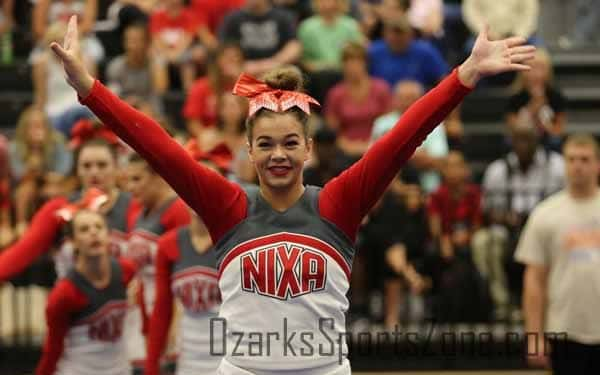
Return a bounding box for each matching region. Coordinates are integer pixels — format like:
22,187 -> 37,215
506,49 -> 566,152
407,0 -> 444,39
303,0 -> 365,100
0,134 -> 12,247
298,0 -> 363,103
303,126 -> 342,187
273,0 -> 315,23
183,43 -> 244,137
32,21 -> 96,136
368,14 -> 449,88
218,0 -> 302,76
517,134 -> 600,373
189,0 -> 245,40
462,0 -> 540,45
193,92 -> 248,160
0,0 -> 14,37
9,106 -> 73,237
299,0 -> 363,73
472,121 -> 565,320
32,0 -> 105,63
442,0 -> 470,65
428,150 -> 481,261
560,0 -> 600,48
149,0 -> 200,90
362,180 -> 429,328
444,105 -> 465,151
371,80 -> 448,193
325,41 -> 392,158
360,0 -> 409,41
215,93 -> 248,154
106,23 -> 168,114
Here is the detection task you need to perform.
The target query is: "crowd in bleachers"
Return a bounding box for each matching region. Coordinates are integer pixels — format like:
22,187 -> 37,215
0,0 -> 599,338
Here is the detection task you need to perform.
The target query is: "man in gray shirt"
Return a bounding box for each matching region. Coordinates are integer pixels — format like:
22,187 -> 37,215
516,134 -> 600,374
106,23 -> 167,112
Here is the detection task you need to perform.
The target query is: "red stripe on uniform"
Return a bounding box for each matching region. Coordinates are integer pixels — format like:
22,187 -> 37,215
218,232 -> 351,281
74,300 -> 129,325
172,266 -> 218,281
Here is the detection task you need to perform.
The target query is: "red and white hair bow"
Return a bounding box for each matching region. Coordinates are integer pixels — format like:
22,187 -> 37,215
232,73 -> 320,117
56,187 -> 109,222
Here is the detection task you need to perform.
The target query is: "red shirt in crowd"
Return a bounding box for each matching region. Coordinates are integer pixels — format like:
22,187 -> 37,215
189,0 -> 245,34
149,7 -> 200,47
325,78 -> 392,141
182,77 -> 219,127
427,183 -> 482,235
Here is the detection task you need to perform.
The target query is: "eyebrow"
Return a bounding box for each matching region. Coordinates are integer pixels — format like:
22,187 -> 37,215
256,134 -> 300,141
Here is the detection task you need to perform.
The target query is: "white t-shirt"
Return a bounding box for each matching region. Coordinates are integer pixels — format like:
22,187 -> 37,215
515,190 -> 600,344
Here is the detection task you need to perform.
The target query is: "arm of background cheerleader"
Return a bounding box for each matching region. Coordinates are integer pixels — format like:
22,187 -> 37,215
36,280 -> 86,375
145,233 -> 178,375
119,257 -> 138,284
0,197 -> 67,281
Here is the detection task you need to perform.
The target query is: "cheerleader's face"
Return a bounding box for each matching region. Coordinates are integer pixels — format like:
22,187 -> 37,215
248,113 -> 312,191
125,161 -> 156,206
72,211 -> 110,258
77,145 -> 117,192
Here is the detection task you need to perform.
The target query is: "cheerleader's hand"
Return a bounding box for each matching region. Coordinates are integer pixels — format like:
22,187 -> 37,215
50,15 -> 95,98
458,25 -> 536,88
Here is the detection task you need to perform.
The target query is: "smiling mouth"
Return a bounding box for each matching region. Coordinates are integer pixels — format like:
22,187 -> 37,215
268,166 -> 292,176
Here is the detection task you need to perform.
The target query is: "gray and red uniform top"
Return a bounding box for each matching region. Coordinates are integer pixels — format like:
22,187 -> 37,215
0,191 -> 139,282
146,226 -> 221,375
124,197 -> 190,326
81,68 -> 472,372
36,258 -> 137,375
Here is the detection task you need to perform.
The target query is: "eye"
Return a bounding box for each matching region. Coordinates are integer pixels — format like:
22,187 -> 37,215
258,142 -> 271,148
286,140 -> 299,148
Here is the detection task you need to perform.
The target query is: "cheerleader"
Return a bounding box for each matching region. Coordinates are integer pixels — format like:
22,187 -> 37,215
122,153 -> 190,365
36,209 -> 137,375
0,137 -> 139,281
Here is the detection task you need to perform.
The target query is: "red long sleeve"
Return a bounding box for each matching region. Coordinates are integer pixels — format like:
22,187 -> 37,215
80,82 -> 246,242
36,280 -> 87,375
145,230 -> 179,375
0,197 -> 67,282
160,198 -> 191,231
119,257 -> 138,285
319,69 -> 472,242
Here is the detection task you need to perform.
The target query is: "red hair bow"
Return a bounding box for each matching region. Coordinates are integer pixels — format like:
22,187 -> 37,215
56,188 -> 109,223
232,73 -> 320,117
185,139 -> 233,173
69,119 -> 120,149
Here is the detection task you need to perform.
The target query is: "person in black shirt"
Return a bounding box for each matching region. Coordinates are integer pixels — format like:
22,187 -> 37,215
506,49 -> 566,152
218,0 -> 301,76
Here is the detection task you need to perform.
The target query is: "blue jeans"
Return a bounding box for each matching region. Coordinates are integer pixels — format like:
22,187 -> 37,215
50,105 -> 95,137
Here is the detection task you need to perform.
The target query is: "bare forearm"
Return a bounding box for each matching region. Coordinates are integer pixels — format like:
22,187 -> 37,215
458,56 -> 482,88
523,268 -> 547,335
272,40 -> 302,66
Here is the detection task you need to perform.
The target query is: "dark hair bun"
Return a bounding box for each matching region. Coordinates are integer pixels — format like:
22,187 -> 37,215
263,66 -> 304,91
